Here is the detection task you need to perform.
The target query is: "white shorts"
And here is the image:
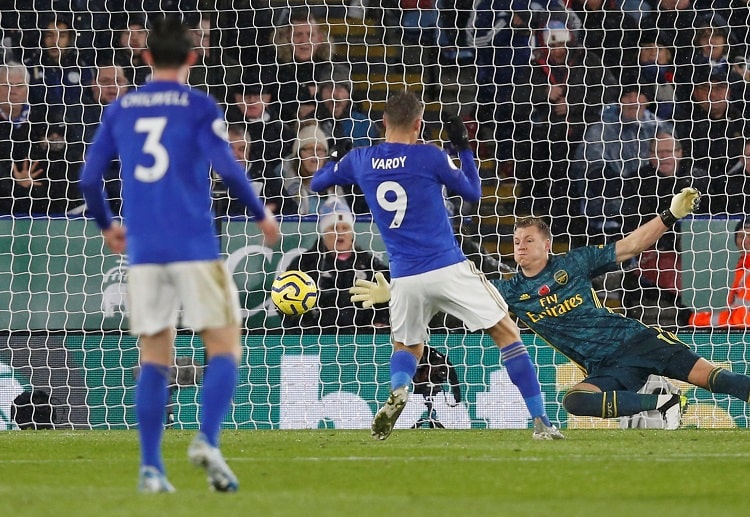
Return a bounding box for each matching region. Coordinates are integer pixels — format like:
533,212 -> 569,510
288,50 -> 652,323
390,260 -> 509,346
127,259 -> 242,336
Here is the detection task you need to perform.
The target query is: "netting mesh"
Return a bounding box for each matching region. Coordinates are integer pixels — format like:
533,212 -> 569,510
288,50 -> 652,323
0,1 -> 749,430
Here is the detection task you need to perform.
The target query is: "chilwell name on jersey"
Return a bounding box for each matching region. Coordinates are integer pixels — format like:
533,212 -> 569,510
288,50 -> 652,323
526,293 -> 585,323
371,156 -> 406,169
120,91 -> 190,108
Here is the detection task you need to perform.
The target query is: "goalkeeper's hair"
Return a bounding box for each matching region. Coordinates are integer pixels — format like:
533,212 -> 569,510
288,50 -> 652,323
384,90 -> 423,129
514,217 -> 552,241
147,15 -> 193,69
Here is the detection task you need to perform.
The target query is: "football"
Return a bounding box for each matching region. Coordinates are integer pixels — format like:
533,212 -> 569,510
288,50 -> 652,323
271,270 -> 318,316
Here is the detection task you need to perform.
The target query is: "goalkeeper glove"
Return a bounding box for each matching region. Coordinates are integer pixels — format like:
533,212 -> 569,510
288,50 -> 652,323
660,187 -> 701,226
443,114 -> 470,152
330,139 -> 353,162
349,272 -> 391,308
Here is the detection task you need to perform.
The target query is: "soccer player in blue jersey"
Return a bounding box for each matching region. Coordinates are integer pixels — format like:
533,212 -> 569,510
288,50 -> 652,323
354,187 -> 750,427
311,90 -> 563,440
79,17 -> 279,493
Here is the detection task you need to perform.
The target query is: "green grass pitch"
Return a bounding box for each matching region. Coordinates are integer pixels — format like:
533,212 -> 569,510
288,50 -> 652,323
1,429 -> 748,517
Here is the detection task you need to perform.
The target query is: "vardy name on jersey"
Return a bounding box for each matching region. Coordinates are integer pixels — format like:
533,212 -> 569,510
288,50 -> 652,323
371,156 -> 406,169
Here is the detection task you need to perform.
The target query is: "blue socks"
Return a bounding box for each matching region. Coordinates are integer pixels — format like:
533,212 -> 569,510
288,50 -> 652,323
390,349 -> 418,390
200,354 -> 238,447
501,341 -> 550,426
136,363 -> 170,473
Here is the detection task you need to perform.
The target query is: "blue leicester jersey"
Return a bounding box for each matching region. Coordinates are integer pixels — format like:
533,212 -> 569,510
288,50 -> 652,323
310,144 -> 481,277
80,81 -> 265,265
493,243 -> 651,374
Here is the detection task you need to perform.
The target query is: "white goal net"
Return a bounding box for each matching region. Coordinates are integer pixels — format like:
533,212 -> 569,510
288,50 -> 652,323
0,0 -> 747,430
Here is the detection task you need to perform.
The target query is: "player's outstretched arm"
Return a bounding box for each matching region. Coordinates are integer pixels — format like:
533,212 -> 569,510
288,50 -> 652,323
615,187 -> 700,263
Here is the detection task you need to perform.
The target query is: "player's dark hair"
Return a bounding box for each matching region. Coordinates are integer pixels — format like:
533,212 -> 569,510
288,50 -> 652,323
384,90 -> 423,128
514,217 -> 552,241
146,16 -> 193,68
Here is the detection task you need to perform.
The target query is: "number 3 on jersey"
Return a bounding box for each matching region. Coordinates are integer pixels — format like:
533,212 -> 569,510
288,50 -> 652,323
376,181 -> 407,229
134,117 -> 169,182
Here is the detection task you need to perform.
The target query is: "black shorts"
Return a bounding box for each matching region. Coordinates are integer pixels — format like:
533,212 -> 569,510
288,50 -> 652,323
583,327 -> 701,392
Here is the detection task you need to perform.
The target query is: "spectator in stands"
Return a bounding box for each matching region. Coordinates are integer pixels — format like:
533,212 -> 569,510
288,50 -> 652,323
115,13 -> 150,86
225,83 -> 293,179
24,13 -> 93,123
673,66 -> 747,193
267,6 -> 344,127
471,0 -> 535,163
688,217 -> 750,328
187,13 -> 241,101
315,81 -> 379,215
644,0 -> 709,75
724,140 -> 750,215
620,132 -> 709,316
281,197 -> 390,332
315,81 -> 379,148
281,121 -> 344,216
436,0 -> 475,65
570,0 -> 641,84
0,62 -> 81,215
68,60 -> 130,217
224,123 -> 294,216
74,61 -> 129,144
691,24 -> 732,79
636,35 -> 677,120
571,84 -> 668,240
513,19 -> 618,227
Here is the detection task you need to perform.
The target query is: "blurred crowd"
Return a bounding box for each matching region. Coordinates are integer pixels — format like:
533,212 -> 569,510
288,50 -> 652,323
3,0 -> 750,327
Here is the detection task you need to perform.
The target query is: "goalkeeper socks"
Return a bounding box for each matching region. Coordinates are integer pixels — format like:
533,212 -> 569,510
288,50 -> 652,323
564,389 -> 648,417
135,363 -> 170,472
707,367 -> 750,401
501,341 -> 549,425
390,349 -> 418,391
200,354 -> 238,448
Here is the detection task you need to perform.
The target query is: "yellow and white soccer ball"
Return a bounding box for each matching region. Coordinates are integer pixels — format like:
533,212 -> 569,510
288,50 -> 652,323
271,270 -> 318,316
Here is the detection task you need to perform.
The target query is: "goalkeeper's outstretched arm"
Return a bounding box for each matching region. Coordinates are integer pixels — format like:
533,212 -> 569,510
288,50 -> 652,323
615,187 -> 701,264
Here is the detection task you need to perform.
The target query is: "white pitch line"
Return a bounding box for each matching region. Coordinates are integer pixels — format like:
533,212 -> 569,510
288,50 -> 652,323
4,451 -> 750,464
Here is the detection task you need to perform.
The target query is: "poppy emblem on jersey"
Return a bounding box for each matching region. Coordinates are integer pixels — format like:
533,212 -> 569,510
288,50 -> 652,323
538,285 -> 550,296
554,270 -> 569,285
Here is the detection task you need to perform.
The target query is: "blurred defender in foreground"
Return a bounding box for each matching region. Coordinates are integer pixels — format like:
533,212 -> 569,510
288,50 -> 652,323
80,17 -> 278,493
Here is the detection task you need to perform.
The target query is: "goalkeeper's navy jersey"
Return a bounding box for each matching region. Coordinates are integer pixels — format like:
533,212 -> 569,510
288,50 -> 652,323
493,243 -> 651,373
310,144 -> 480,277
80,80 -> 265,265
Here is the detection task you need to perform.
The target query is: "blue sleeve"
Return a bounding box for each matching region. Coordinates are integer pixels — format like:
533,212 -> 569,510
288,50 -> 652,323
198,104 -> 267,221
79,113 -> 117,230
310,155 -> 354,192
436,148 -> 481,202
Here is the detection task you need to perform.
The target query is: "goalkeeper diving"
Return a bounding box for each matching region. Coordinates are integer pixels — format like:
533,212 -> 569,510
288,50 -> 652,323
352,187 -> 750,424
